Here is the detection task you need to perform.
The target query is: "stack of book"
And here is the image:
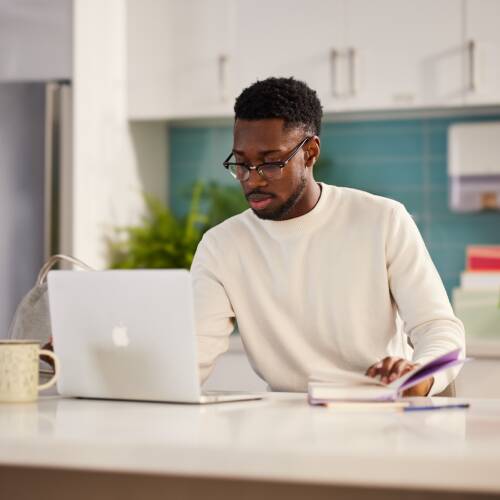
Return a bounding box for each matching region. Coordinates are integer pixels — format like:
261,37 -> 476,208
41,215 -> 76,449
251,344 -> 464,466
452,245 -> 500,341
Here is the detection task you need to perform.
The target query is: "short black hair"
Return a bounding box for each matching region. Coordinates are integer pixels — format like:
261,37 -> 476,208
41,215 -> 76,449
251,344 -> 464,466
234,77 -> 323,136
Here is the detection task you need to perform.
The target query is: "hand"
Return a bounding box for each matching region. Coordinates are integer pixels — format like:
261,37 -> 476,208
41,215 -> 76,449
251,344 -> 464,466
40,336 -> 55,371
365,357 -> 434,397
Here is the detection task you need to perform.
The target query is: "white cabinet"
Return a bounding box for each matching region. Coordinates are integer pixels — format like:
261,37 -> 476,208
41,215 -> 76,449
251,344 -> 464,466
463,0 -> 500,106
203,351 -> 268,392
127,0 -> 500,120
0,0 -> 72,81
203,335 -> 267,392
127,0 -> 175,119
233,0 -> 347,112
455,358 -> 500,398
455,341 -> 500,398
343,0 -> 464,110
168,0 -> 235,118
233,0 -> 466,113
128,0 -> 234,119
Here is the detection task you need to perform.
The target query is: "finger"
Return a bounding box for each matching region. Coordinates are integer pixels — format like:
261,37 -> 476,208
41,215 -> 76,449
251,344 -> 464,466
42,341 -> 53,351
401,364 -> 415,376
380,357 -> 400,383
365,361 -> 382,377
40,344 -> 55,370
388,359 -> 411,382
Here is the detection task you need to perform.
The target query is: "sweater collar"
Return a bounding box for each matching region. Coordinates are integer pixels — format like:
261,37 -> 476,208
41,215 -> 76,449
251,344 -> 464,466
248,183 -> 339,236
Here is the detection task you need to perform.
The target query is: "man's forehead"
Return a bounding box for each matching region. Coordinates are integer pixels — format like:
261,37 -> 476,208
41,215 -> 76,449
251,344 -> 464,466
233,118 -> 302,151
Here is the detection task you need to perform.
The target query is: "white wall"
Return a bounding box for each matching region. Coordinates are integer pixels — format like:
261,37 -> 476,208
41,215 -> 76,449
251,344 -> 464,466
72,0 -> 167,269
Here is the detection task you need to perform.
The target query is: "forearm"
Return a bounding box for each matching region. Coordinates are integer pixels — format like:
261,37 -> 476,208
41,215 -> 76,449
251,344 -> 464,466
409,319 -> 465,395
410,319 -> 465,362
197,332 -> 233,385
191,233 -> 236,385
386,205 -> 466,395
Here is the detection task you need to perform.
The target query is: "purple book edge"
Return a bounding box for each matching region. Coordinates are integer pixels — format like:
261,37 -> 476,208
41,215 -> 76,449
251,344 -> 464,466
398,348 -> 465,392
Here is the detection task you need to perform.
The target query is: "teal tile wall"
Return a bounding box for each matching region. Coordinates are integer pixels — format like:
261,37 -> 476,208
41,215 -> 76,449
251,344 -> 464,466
170,126 -> 235,217
169,114 -> 500,297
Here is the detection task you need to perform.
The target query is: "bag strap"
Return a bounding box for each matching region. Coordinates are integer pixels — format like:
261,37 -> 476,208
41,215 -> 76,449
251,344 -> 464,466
37,254 -> 94,285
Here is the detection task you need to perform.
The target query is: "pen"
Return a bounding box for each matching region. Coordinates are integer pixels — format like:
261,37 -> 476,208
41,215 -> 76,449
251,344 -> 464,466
404,403 -> 470,412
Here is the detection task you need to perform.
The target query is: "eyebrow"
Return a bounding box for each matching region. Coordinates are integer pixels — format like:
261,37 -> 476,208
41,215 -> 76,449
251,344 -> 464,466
232,147 -> 283,156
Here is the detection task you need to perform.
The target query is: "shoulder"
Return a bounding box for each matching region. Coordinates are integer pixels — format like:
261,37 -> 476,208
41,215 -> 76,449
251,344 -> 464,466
197,209 -> 254,253
334,185 -> 402,213
326,185 -> 405,225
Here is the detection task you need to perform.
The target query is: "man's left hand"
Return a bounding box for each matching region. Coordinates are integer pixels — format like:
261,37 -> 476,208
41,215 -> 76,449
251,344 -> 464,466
365,357 -> 434,397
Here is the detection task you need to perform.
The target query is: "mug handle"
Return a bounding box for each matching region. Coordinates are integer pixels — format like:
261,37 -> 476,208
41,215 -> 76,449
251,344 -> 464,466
38,350 -> 60,391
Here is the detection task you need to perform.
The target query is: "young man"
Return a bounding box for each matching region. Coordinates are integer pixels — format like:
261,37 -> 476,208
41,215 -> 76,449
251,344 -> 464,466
191,77 -> 465,396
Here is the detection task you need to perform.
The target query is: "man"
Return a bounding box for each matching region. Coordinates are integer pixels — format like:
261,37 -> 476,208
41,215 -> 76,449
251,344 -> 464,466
191,77 -> 465,396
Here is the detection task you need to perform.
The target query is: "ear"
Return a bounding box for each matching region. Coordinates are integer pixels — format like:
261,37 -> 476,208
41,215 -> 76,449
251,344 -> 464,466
305,136 -> 320,168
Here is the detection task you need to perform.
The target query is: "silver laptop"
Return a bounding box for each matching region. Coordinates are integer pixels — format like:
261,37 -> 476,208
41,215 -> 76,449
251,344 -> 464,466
47,269 -> 262,404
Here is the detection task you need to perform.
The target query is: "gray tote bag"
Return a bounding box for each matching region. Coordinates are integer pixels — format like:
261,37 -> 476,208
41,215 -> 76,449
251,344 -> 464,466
8,254 -> 93,378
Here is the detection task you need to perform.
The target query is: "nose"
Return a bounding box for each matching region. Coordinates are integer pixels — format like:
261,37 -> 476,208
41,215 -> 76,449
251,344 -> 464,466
243,168 -> 268,189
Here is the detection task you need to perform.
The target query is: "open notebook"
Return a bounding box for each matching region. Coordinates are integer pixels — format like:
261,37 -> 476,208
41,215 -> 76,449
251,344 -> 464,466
308,348 -> 466,404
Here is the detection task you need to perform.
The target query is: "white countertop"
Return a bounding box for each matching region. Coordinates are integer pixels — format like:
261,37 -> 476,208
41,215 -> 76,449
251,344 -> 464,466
1,394 -> 500,494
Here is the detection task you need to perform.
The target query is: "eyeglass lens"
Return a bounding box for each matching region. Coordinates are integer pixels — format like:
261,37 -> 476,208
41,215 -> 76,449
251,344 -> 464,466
230,164 -> 282,181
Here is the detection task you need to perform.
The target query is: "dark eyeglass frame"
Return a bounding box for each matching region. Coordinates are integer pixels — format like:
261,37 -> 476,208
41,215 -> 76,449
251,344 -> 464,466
223,136 -> 312,181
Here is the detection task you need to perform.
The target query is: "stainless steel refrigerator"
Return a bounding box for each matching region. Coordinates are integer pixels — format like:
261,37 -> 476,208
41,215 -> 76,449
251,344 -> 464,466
0,81 -> 72,339
0,0 -> 73,338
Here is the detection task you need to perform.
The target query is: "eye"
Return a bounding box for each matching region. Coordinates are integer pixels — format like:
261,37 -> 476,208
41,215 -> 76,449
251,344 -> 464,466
263,156 -> 279,164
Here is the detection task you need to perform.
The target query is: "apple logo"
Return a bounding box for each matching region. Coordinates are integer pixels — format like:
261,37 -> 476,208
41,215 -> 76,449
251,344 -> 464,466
112,323 -> 130,347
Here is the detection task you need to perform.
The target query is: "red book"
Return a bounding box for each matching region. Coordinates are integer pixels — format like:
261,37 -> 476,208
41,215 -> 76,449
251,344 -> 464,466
467,246 -> 500,271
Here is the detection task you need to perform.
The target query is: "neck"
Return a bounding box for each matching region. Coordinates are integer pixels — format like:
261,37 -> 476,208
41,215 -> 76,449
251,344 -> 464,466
283,180 -> 322,220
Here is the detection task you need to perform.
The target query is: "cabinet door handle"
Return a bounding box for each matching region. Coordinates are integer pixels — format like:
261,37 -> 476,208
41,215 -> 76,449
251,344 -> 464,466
218,54 -> 228,102
467,40 -> 476,93
330,48 -> 339,97
347,47 -> 357,96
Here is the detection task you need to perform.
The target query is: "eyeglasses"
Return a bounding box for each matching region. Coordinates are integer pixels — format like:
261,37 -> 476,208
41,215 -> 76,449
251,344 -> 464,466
223,136 -> 312,182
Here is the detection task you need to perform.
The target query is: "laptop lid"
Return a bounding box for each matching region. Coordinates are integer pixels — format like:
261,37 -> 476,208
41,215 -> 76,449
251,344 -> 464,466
47,269 -> 202,403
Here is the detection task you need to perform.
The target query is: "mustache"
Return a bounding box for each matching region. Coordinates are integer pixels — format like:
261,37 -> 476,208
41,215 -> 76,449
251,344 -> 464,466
245,190 -> 275,199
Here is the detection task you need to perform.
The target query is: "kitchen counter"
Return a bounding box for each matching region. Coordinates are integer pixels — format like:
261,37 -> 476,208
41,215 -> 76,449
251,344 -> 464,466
1,394 -> 500,499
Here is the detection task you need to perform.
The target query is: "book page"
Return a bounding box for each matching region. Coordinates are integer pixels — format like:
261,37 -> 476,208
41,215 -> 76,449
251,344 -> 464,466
310,366 -> 384,387
310,348 -> 464,393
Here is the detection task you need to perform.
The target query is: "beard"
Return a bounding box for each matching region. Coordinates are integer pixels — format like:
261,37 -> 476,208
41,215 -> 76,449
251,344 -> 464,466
252,173 -> 308,221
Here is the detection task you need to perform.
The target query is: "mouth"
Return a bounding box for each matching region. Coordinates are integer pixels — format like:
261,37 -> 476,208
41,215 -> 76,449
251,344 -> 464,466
246,192 -> 274,211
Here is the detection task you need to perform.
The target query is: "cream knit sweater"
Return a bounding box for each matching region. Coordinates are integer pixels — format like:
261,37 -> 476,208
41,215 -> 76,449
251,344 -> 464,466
191,183 -> 465,395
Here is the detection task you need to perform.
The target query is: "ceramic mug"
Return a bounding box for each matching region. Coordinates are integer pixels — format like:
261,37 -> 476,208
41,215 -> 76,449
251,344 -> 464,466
0,340 -> 60,403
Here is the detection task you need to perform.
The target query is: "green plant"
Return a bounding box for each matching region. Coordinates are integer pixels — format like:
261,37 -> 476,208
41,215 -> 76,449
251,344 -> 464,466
107,182 -> 247,269
200,181 -> 248,230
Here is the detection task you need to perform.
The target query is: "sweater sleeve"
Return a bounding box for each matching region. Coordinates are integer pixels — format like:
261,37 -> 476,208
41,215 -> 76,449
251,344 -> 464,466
386,204 -> 466,395
190,232 -> 235,385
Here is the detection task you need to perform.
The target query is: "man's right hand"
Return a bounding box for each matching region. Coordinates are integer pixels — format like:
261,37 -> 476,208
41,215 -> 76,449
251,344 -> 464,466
365,356 -> 434,397
41,337 -> 55,370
